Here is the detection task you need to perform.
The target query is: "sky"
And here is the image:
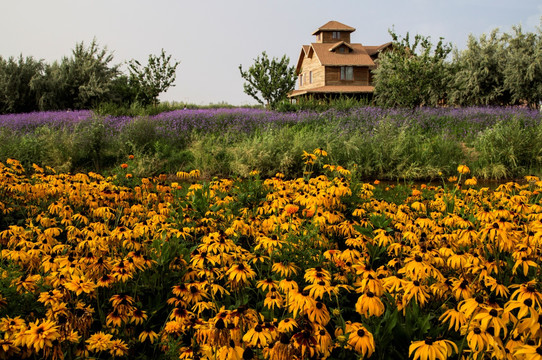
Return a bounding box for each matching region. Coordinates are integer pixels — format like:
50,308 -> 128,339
1,0 -> 541,105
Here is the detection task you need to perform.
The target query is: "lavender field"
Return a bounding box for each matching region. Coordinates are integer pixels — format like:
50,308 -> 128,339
0,106 -> 540,180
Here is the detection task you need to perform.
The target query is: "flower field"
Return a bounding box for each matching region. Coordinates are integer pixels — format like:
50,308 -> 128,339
1,150 -> 542,360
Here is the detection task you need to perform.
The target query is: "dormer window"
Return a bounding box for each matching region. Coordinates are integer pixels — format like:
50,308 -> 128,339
339,47 -> 345,53
333,31 -> 341,39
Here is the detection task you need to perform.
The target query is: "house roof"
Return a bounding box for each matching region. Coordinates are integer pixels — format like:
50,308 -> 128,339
328,41 -> 354,52
307,42 -> 375,68
312,21 -> 356,35
364,42 -> 393,56
288,85 -> 375,97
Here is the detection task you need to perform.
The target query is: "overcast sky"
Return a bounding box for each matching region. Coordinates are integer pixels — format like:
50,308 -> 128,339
2,0 -> 541,105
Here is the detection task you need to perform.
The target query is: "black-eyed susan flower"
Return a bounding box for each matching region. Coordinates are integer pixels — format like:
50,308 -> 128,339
138,330 -> 158,343
346,323 -> 375,358
307,301 -> 331,325
514,343 -> 542,360
109,338 -> 128,357
273,262 -> 299,277
292,329 -> 317,358
457,165 -> 470,175
226,262 -> 256,286
466,326 -> 491,353
16,319 -> 60,352
473,307 -> 507,337
278,318 -> 298,333
242,323 -> 273,348
218,339 -> 244,360
409,338 -> 457,360
263,290 -> 283,310
86,331 -> 113,353
355,291 -> 385,318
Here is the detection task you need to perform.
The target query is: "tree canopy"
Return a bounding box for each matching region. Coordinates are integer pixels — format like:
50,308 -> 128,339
239,52 -> 296,109
0,40 -> 180,114
373,30 -> 452,108
128,49 -> 180,106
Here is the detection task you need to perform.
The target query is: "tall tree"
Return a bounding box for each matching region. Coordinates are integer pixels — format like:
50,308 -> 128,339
32,39 -> 118,110
373,30 -> 452,108
0,55 -> 43,114
502,25 -> 542,108
239,52 -> 296,109
128,49 -> 180,106
450,30 -> 509,106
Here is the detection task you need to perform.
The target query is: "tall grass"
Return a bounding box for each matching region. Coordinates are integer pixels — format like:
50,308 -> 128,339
0,107 -> 540,180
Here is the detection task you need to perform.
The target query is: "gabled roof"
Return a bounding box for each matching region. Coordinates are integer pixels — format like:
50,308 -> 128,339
311,42 -> 375,67
295,41 -> 378,73
312,21 -> 356,35
328,41 -> 354,52
364,42 -> 393,56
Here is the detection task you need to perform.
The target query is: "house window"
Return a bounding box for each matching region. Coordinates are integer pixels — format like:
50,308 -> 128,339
338,47 -> 345,53
333,31 -> 340,39
340,66 -> 353,80
299,73 -> 303,87
309,71 -> 312,84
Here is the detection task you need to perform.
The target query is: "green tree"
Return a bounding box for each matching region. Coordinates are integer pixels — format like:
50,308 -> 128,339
128,49 -> 180,106
502,25 -> 542,108
31,39 -> 118,110
449,30 -> 509,106
0,55 -> 43,114
373,30 -> 452,108
239,51 -> 296,109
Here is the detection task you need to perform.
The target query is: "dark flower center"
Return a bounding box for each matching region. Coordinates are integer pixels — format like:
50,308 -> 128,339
357,329 -> 365,337
316,302 -> 323,309
215,318 -> 225,330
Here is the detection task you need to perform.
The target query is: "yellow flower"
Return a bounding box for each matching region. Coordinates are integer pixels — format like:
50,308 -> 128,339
409,338 -> 457,360
284,204 -> 299,215
313,148 -> 328,157
464,177 -> 477,186
347,323 -> 375,358
226,262 -> 256,284
64,275 -> 96,296
457,165 -> 470,174
514,343 -> 542,360
466,326 -> 491,352
219,340 -> 244,360
17,319 -> 60,352
242,324 -> 273,347
138,330 -> 158,343
355,291 -> 385,317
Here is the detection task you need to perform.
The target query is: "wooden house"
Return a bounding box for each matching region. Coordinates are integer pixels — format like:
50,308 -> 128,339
288,21 -> 391,100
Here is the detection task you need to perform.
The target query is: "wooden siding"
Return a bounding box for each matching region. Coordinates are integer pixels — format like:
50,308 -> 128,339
298,54 -> 326,89
319,31 -> 351,44
325,66 -> 370,86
